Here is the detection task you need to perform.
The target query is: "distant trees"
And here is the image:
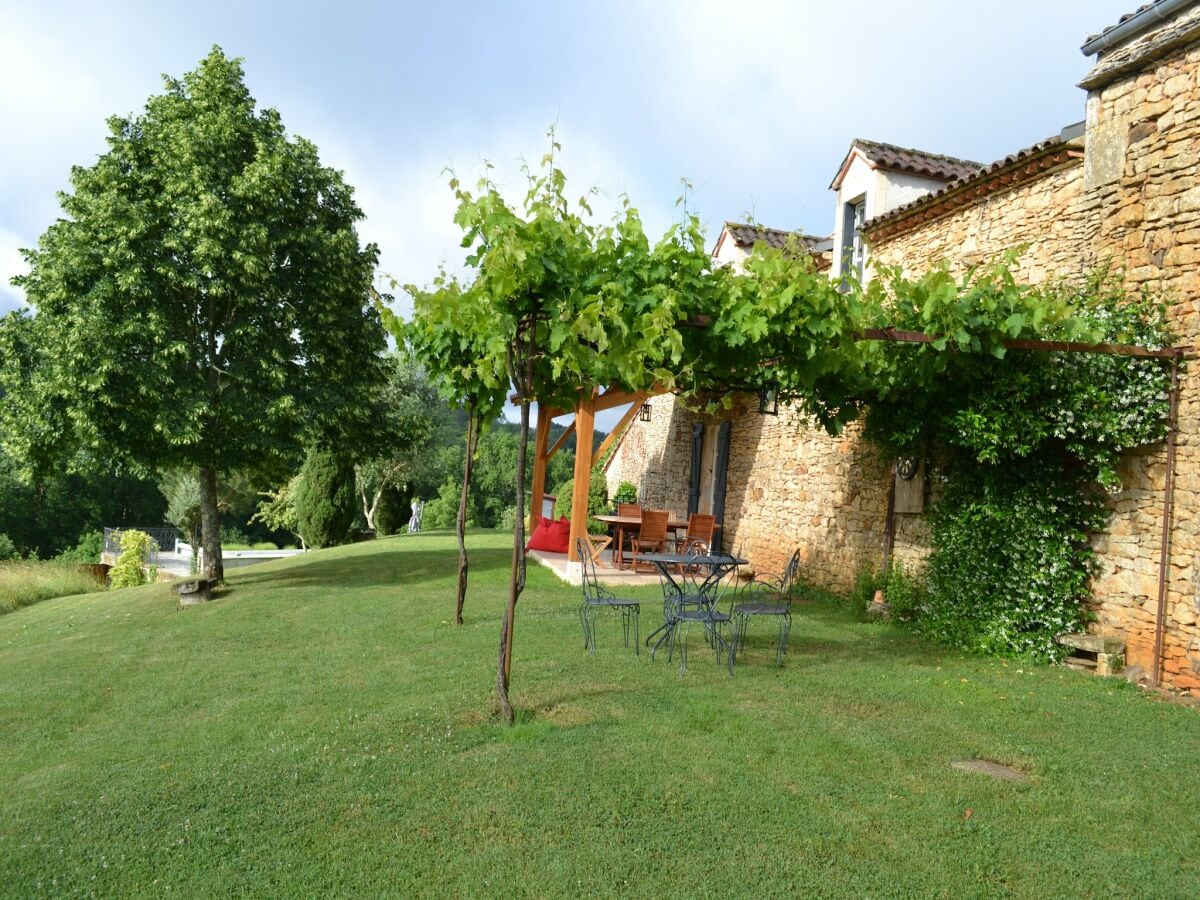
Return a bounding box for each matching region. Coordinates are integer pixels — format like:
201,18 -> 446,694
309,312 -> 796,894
0,443 -> 165,560
3,47 -> 387,583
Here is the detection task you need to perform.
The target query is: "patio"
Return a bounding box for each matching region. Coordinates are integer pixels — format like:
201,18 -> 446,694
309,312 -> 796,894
529,546 -> 663,587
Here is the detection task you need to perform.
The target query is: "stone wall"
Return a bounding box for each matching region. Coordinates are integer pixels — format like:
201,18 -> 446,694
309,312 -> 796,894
1082,33 -> 1200,687
865,27 -> 1200,687
604,393 -> 695,517
869,156 -> 1092,281
605,393 -> 929,591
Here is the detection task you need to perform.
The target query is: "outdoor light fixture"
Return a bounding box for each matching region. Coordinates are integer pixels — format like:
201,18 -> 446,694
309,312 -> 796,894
639,403 -> 652,422
758,383 -> 778,415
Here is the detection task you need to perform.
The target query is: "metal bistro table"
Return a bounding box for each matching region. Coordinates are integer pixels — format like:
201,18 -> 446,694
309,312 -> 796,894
637,551 -> 746,671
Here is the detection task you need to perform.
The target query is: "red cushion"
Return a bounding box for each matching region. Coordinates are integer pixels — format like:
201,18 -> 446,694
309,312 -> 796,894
526,516 -> 571,553
525,516 -> 558,552
548,517 -> 571,552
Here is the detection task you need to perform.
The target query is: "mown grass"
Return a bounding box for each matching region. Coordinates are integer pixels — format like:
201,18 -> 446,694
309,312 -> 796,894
0,560 -> 103,615
1,531 -> 1198,897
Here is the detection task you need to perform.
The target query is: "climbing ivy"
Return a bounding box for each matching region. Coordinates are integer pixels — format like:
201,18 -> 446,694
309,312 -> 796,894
859,268 -> 1173,659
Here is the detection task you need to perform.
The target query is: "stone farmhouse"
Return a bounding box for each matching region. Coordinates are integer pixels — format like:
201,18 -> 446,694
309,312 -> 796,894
604,0 -> 1200,689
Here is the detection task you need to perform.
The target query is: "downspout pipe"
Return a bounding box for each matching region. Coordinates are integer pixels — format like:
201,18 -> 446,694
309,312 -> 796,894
1152,352 -> 1182,687
1081,0 -> 1194,57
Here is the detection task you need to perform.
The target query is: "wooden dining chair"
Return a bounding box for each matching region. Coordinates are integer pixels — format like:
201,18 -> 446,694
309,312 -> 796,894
676,513 -> 716,553
617,503 -> 642,518
630,509 -> 669,572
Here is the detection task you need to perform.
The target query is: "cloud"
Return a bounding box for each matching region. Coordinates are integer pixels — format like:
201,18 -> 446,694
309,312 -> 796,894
306,120 -> 675,320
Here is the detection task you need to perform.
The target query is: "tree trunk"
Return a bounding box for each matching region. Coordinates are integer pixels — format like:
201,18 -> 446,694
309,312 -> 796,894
198,466 -> 224,583
363,484 -> 384,532
455,400 -> 480,626
497,337 -> 533,725
361,483 -> 373,530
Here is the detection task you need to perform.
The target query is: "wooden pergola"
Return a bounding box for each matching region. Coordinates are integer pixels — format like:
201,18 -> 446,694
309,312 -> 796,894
529,386 -> 653,563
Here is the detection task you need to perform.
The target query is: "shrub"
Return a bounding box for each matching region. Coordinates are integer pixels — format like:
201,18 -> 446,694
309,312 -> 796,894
220,525 -> 250,547
56,530 -> 105,564
0,533 -> 18,561
922,461 -> 1102,661
498,506 -> 518,533
109,529 -> 154,589
553,470 -> 608,532
294,450 -> 358,549
0,560 -> 100,614
612,481 -> 638,506
850,561 -> 926,623
374,483 -> 410,536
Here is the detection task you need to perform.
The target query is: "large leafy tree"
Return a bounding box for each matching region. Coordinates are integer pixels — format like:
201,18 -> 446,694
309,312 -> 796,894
5,48 -> 387,581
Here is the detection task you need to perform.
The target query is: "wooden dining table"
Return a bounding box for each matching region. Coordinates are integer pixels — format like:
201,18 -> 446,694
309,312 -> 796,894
593,514 -> 720,569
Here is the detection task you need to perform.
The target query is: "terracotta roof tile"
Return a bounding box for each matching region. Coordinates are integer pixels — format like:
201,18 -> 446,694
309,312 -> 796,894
716,223 -> 832,270
863,130 -> 1085,238
849,138 -> 984,183
723,222 -> 831,253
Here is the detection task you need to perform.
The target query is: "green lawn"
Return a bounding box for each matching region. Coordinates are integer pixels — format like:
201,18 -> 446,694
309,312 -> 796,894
2,532 -> 1198,897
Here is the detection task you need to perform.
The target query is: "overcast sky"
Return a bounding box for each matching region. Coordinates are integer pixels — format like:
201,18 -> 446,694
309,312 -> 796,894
0,0 -> 1136,425
1,0 -> 1137,308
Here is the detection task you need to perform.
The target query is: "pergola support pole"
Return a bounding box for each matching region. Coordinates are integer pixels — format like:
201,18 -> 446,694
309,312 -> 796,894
568,391 -> 597,563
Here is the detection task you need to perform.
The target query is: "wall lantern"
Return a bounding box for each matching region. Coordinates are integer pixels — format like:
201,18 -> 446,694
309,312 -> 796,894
758,383 -> 778,416
639,403 -> 652,422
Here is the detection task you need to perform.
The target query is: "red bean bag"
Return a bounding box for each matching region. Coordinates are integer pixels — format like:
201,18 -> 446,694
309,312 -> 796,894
526,516 -> 571,553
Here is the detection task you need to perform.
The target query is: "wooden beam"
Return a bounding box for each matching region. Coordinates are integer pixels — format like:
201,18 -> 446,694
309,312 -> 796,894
529,404 -> 553,525
545,420 -> 576,461
567,394 -> 596,562
594,387 -> 642,413
591,392 -> 647,467
596,383 -> 670,412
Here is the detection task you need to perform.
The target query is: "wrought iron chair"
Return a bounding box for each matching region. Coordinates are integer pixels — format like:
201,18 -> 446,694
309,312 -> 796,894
731,548 -> 802,667
662,545 -> 736,675
576,538 -> 640,655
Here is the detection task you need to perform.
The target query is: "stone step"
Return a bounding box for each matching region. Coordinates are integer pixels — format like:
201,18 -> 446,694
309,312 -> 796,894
1056,633 -> 1126,655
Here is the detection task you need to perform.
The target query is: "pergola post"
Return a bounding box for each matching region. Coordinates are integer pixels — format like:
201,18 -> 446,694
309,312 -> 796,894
568,390 -> 597,563
529,404 -> 555,525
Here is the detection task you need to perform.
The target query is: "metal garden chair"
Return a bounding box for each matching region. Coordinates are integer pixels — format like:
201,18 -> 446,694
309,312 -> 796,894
576,538 -> 640,655
662,546 -> 736,675
730,548 -> 802,667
